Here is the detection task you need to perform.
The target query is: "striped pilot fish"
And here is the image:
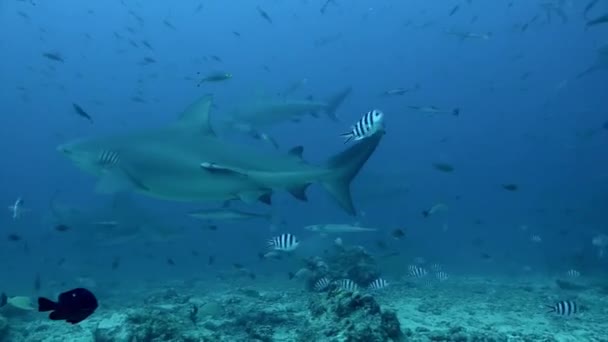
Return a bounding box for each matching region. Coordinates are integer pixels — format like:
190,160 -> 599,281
340,109 -> 384,144
435,271 -> 449,282
368,278 -> 389,290
313,277 -> 331,291
408,265 -> 428,278
337,279 -> 359,291
268,233 -> 299,252
566,269 -> 581,278
547,300 -> 578,316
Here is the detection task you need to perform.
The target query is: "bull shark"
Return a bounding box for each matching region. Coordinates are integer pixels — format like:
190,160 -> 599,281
57,94 -> 383,215
226,87 -> 352,127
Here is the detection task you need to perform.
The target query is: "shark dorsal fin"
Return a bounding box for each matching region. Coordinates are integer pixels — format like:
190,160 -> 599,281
288,146 -> 304,159
176,94 -> 216,136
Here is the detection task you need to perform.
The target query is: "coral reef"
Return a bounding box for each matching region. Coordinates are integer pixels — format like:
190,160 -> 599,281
302,245 -> 382,290
307,287 -> 402,341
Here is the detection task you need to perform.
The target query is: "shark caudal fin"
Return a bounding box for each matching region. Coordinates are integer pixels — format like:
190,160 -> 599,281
324,86 -> 352,122
322,131 -> 383,215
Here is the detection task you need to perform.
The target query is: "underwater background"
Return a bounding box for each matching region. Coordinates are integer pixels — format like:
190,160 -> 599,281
1,0 -> 607,341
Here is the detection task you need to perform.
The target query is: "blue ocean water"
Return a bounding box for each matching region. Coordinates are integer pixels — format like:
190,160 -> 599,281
0,0 -> 607,341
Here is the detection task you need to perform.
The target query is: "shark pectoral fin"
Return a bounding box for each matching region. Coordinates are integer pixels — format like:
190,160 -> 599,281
95,170 -> 133,194
95,168 -> 148,194
287,184 -> 310,201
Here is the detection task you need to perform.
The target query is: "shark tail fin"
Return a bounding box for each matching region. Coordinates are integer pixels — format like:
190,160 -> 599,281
324,86 -> 352,122
321,131 -> 383,215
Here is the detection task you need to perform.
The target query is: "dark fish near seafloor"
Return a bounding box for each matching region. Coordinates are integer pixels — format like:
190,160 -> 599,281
38,288 -> 98,324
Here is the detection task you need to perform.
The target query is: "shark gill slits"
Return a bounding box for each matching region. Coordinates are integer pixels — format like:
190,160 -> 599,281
98,150 -> 119,167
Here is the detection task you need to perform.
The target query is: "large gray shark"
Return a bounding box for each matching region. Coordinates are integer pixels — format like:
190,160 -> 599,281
226,87 -> 352,127
57,95 -> 383,215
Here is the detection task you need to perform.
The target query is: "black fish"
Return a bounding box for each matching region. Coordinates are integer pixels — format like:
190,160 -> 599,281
449,5 -> 460,16
207,225 -> 218,231
233,263 -> 244,270
111,257 -> 120,270
391,229 -> 405,239
7,233 -> 22,241
54,224 -> 70,232
72,103 -> 93,123
163,19 -> 176,30
602,120 -> 608,130
166,258 -> 175,266
38,288 -> 98,324
432,162 -> 454,173
42,52 -> 64,63
502,183 -> 518,191
320,0 -> 336,14
208,255 -> 215,265
256,6 -> 273,24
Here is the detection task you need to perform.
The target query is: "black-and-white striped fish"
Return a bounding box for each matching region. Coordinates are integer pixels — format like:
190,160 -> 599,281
340,109 -> 384,144
435,271 -> 449,282
566,269 -> 580,278
98,150 -> 120,168
408,265 -> 428,278
267,233 -> 299,252
368,278 -> 389,290
547,300 -> 578,316
313,277 -> 331,291
338,279 -> 359,291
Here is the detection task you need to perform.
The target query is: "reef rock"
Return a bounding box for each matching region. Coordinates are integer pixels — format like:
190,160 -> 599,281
307,288 -> 403,341
0,315 -> 7,340
95,313 -> 131,342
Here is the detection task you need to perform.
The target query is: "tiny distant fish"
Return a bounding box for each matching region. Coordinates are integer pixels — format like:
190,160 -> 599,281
139,57 -> 156,65
163,19 -> 176,30
381,84 -> 420,96
208,255 -> 215,265
340,109 -> 384,144
432,163 -> 454,173
320,0 -> 336,14
256,6 -> 273,24
166,258 -> 176,266
72,103 -> 93,123
502,183 -> 519,191
431,263 -> 443,272
8,197 -> 25,220
111,257 -> 120,270
314,277 -> 331,291
422,203 -> 448,218
337,279 -> 359,291
602,121 -> 608,130
408,265 -> 428,278
38,288 -> 98,324
449,5 -> 460,16
54,224 -> 70,232
196,72 -> 232,86
547,300 -> 578,316
42,52 -> 64,63
583,0 -> 600,19
232,31 -> 241,37
391,228 -> 405,239
368,278 -> 389,290
531,235 -> 542,243
268,234 -> 299,252
141,40 -> 154,50
566,269 -> 580,278
435,271 -> 449,282
211,55 -> 223,62
7,233 -> 22,242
